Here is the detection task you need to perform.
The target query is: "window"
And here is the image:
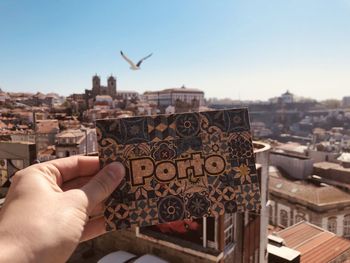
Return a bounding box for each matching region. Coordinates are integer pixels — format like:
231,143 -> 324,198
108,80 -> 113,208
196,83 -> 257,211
328,217 -> 337,234
224,213 -> 235,248
295,214 -> 305,223
279,209 -> 288,228
344,215 -> 350,237
269,206 -> 274,225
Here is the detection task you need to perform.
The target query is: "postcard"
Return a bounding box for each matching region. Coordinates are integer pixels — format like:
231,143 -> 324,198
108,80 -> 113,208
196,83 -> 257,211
96,108 -> 260,230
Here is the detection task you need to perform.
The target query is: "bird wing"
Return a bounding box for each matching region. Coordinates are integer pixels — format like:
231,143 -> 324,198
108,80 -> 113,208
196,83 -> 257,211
136,53 -> 153,67
120,51 -> 137,68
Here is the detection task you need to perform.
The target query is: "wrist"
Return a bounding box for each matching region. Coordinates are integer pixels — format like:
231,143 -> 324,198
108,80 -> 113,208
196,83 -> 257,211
0,228 -> 34,263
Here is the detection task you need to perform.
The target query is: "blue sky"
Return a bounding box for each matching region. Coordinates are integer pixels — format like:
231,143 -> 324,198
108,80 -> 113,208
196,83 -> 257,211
0,0 -> 349,101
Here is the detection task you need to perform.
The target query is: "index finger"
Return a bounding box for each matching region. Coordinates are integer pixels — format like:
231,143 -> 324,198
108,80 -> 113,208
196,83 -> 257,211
39,156 -> 100,186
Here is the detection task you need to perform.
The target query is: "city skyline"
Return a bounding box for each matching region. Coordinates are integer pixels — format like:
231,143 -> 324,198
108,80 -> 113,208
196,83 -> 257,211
1,0 -> 350,100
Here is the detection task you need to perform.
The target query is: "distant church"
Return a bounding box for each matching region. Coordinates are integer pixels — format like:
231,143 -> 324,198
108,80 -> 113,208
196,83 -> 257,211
85,74 -> 117,99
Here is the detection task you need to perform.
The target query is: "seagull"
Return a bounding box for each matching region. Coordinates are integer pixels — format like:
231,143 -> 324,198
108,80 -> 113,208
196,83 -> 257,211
120,51 -> 153,70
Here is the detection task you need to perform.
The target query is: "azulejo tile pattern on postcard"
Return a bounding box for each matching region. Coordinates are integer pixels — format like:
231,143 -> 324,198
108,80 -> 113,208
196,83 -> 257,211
96,108 -> 260,231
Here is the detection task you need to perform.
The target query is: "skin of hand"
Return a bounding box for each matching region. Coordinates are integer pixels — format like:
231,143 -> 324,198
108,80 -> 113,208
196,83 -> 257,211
0,156 -> 125,263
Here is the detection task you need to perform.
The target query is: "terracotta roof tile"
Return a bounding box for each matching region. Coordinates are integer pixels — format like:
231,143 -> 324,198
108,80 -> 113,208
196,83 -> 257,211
278,222 -> 327,248
301,236 -> 350,263
36,120 -> 59,134
276,222 -> 350,263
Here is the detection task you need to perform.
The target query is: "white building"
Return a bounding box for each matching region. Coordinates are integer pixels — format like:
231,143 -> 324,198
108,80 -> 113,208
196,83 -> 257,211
56,128 -> 97,158
144,86 -> 205,107
0,92 -> 9,104
117,90 -> 139,100
342,96 -> 350,107
270,151 -> 313,180
94,95 -> 113,109
280,90 -> 294,104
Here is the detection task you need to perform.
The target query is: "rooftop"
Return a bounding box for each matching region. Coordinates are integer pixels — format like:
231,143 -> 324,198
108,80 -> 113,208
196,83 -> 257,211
338,153 -> 350,163
0,140 -> 35,145
274,142 -> 308,155
269,166 -> 350,208
56,129 -> 85,138
282,90 -> 293,96
144,86 -> 204,94
38,145 -> 55,156
267,244 -> 300,261
314,161 -> 350,172
270,150 -> 310,160
36,120 -> 59,134
95,95 -> 113,99
118,90 -> 139,94
275,221 -> 350,263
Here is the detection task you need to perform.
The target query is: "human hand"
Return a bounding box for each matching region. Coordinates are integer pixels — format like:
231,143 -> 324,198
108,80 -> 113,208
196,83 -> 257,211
0,156 -> 125,263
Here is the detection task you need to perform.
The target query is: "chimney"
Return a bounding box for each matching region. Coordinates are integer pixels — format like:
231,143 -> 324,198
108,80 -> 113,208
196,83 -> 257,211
267,235 -> 300,263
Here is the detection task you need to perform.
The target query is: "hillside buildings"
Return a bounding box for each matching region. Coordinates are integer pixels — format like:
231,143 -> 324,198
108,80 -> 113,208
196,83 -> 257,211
3,76 -> 350,262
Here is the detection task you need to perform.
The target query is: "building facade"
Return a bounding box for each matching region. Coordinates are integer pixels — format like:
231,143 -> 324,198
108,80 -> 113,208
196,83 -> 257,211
117,90 -> 140,101
89,75 -> 117,99
269,166 -> 350,239
35,119 -> 60,152
280,90 -> 294,104
55,128 -> 97,158
313,161 -> 350,185
269,151 -> 313,180
144,86 -> 205,109
342,96 -> 350,108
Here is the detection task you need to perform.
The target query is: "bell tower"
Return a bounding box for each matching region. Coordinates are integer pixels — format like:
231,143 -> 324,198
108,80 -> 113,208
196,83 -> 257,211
92,75 -> 101,97
107,75 -> 117,98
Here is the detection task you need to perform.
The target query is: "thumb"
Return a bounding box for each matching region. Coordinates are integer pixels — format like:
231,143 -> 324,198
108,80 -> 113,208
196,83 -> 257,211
81,162 -> 125,213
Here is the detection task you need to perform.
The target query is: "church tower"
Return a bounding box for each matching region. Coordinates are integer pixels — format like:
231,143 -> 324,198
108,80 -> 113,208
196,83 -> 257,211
107,75 -> 117,98
92,75 -> 101,97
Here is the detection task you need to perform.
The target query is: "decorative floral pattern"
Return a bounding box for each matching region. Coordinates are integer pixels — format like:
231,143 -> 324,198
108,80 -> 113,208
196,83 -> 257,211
152,142 -> 176,161
202,132 -> 229,155
185,192 -> 210,218
175,113 -> 200,138
233,164 -> 251,184
228,132 -> 254,159
224,200 -> 238,213
97,109 -> 260,230
158,196 -> 185,223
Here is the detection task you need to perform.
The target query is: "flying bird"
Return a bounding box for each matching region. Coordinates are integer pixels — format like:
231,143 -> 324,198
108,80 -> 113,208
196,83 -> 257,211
120,51 -> 153,70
